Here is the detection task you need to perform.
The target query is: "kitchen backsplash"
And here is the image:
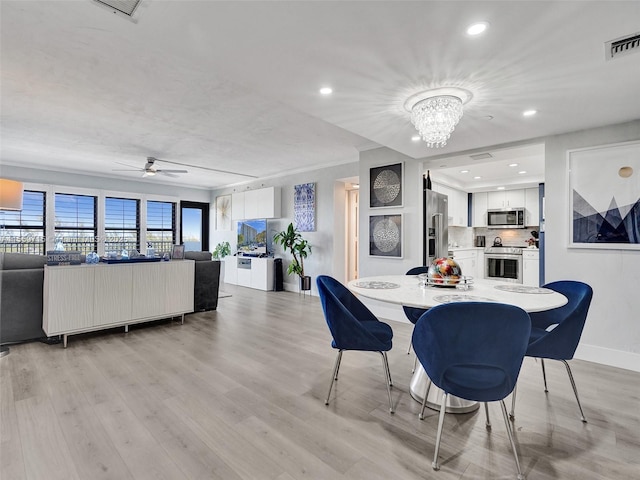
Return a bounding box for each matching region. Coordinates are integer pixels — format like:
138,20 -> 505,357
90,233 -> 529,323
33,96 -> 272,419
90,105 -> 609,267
474,227 -> 539,247
449,226 -> 540,248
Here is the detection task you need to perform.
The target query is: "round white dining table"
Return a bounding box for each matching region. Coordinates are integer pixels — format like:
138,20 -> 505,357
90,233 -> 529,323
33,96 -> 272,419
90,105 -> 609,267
348,275 -> 568,414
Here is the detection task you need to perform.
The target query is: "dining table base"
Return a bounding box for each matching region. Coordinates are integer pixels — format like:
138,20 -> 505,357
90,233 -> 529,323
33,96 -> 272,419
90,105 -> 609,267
410,364 -> 480,414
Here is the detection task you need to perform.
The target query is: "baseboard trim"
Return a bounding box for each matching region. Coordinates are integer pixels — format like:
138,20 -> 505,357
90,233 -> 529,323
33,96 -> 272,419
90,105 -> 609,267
575,343 -> 640,372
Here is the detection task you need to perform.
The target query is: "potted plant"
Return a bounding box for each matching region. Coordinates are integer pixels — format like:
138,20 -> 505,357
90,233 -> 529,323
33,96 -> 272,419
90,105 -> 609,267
212,241 -> 231,260
273,223 -> 312,291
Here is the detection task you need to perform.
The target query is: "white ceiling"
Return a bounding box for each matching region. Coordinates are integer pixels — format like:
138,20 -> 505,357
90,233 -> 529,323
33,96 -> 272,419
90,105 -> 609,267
1,1 -> 639,190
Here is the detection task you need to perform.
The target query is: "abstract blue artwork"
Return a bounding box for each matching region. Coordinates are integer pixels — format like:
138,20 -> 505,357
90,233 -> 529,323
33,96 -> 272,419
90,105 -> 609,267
569,141 -> 640,249
294,183 -> 316,232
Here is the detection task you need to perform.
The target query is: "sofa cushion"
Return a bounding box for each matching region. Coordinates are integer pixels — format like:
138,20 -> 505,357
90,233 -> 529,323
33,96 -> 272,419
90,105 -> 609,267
184,251 -> 212,261
1,252 -> 47,270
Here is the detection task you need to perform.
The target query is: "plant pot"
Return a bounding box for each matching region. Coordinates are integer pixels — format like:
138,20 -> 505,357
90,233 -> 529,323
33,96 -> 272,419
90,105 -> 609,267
300,275 -> 312,291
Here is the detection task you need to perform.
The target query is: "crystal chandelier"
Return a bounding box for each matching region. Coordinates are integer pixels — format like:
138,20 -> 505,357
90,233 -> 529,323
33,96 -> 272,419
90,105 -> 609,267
405,87 -> 472,148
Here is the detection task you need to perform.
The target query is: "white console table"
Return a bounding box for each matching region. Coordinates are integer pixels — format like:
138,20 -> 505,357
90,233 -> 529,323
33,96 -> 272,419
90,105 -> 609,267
224,256 -> 274,291
43,260 -> 195,347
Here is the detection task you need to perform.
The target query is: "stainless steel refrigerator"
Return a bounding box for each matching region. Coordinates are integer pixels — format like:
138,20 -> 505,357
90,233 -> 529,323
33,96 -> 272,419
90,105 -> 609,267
423,190 -> 449,265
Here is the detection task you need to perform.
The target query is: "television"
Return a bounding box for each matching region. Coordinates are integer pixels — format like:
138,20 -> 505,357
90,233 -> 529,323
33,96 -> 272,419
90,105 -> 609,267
237,219 -> 268,255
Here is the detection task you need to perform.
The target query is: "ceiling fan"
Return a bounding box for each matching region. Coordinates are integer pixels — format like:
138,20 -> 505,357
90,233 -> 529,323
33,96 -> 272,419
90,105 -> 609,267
113,157 -> 188,178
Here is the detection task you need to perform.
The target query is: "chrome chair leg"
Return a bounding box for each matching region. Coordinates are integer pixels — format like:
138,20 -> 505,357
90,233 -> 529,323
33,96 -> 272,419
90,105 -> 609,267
432,392 -> 448,471
484,402 -> 491,430
325,350 -> 343,405
412,354 -> 417,374
541,358 -> 548,392
561,360 -> 587,422
510,383 -> 518,421
379,352 -> 394,413
407,340 -> 412,355
418,380 -> 432,420
500,400 -> 526,480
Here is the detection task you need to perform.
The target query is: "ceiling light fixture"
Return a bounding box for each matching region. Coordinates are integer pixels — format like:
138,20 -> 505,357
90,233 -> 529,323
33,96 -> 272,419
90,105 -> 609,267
497,186 -> 505,190
523,109 -> 537,116
319,87 -> 333,95
474,176 -> 482,180
404,87 -> 472,148
460,170 -> 469,173
466,22 -> 489,36
518,170 -> 527,174
411,135 -> 421,142
509,163 -> 519,167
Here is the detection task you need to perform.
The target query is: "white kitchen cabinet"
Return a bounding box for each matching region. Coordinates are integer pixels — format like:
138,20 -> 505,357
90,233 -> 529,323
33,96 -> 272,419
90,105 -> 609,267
523,249 -> 540,287
231,187 -> 281,220
487,189 -> 525,209
450,248 -> 480,278
525,187 -> 540,226
472,192 -> 488,227
433,183 -> 468,226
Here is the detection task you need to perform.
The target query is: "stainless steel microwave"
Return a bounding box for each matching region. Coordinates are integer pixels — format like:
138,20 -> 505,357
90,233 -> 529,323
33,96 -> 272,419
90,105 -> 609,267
487,208 -> 525,228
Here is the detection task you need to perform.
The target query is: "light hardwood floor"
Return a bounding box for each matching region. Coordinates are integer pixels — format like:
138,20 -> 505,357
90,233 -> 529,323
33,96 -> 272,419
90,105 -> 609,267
2,284 -> 639,479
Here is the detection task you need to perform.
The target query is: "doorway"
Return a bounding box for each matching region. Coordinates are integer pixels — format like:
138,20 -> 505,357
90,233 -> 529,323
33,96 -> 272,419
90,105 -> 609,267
346,187 -> 359,281
180,201 -> 210,252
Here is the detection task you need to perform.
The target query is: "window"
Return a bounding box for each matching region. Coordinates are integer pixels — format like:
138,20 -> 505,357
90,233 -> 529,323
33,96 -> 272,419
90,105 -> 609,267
146,200 -> 175,255
54,193 -> 97,254
105,197 -> 140,253
0,190 -> 46,254
180,201 -> 209,252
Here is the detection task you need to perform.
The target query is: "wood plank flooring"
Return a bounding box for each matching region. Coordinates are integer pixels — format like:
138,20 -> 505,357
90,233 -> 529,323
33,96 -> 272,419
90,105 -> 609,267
2,284 -> 639,479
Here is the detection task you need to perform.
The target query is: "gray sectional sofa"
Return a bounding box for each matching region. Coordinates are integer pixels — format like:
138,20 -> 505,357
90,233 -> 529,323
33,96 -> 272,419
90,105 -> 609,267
0,252 -> 47,345
184,251 -> 221,311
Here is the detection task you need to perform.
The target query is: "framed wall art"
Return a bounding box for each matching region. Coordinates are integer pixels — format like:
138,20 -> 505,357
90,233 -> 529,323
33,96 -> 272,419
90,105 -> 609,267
370,162 -> 402,208
369,214 -> 402,258
171,244 -> 185,259
215,195 -> 232,231
569,140 -> 640,250
294,182 -> 316,232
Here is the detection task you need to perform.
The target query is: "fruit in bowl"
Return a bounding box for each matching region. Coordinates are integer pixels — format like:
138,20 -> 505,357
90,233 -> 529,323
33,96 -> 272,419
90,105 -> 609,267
428,257 -> 462,286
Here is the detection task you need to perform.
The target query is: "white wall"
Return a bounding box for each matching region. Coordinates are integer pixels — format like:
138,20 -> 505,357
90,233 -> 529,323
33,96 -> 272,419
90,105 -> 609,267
357,147 -> 424,322
210,162 -> 358,295
545,119 -> 640,372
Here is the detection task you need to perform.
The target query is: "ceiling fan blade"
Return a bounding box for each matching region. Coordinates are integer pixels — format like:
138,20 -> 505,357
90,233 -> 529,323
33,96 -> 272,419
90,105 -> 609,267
115,161 -> 141,169
158,171 -> 179,178
113,168 -> 144,172
153,158 -> 258,178
156,169 -> 188,173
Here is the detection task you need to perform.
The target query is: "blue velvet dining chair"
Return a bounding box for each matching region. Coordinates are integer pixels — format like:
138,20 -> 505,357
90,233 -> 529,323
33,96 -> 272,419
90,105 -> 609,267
316,275 -> 395,413
412,302 -> 531,479
403,266 -> 430,355
510,280 -> 593,423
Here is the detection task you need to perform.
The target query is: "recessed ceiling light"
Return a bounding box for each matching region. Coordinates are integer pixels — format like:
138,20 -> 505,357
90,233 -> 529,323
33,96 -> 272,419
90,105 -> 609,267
467,22 -> 489,36
523,109 -> 537,117
509,163 -> 518,167
474,176 -> 482,180
460,169 -> 469,173
319,87 -> 333,95
497,186 -> 505,190
411,135 -> 421,142
518,170 -> 527,174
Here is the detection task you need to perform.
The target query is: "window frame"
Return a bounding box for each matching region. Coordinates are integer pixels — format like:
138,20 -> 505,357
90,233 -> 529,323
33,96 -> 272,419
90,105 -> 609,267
0,189 -> 47,254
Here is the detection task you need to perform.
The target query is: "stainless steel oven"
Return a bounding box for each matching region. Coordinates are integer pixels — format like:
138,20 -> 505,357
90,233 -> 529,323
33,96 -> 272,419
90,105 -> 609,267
485,247 -> 523,283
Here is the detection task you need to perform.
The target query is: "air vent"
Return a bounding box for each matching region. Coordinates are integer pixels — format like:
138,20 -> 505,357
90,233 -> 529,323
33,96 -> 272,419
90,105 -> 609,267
93,0 -> 142,17
470,153 -> 493,161
605,32 -> 640,60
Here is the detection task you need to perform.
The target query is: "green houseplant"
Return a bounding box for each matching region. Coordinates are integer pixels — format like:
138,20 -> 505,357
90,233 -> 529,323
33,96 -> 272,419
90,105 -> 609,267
212,241 -> 231,260
273,223 -> 312,290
